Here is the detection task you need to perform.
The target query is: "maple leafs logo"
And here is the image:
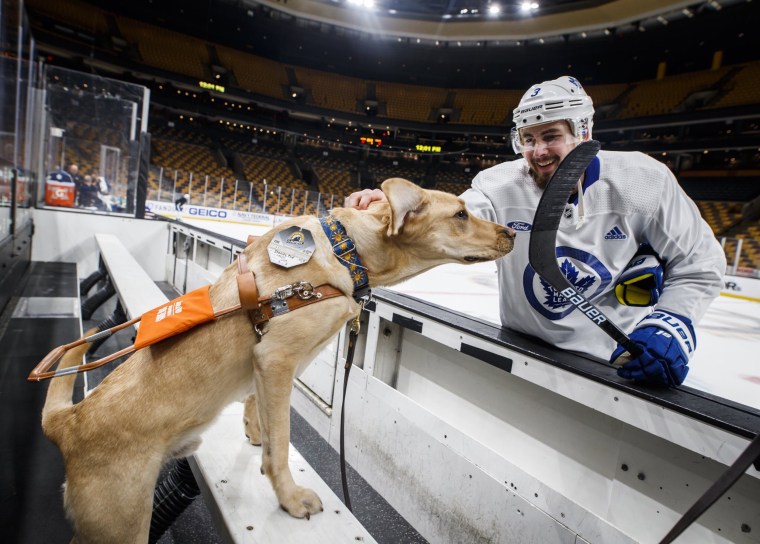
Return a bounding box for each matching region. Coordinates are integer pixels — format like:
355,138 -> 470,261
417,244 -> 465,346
540,258 -> 596,309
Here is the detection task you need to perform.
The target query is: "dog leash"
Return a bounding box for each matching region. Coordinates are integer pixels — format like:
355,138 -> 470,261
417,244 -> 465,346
318,214 -> 373,512
28,254 -> 343,381
339,298 -> 369,512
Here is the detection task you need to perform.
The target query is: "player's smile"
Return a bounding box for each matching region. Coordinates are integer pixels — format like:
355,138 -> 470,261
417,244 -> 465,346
528,154 -> 561,187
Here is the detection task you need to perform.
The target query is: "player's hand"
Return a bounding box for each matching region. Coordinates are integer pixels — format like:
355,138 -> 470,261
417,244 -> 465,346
344,189 -> 386,210
610,310 -> 695,387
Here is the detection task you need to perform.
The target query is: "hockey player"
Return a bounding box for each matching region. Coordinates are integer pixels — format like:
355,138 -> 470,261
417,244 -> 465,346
345,75 -> 726,388
175,193 -> 190,211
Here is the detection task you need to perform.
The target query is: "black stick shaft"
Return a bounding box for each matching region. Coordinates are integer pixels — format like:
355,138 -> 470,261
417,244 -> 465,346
528,140 -> 642,356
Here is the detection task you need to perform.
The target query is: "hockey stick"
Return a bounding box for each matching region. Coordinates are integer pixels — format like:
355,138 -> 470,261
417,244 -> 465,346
528,139 -> 760,542
527,139 -> 642,356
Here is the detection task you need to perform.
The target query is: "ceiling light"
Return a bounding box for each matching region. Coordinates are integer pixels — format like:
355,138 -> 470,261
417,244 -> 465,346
488,4 -> 501,16
347,0 -> 374,8
521,1 -> 539,12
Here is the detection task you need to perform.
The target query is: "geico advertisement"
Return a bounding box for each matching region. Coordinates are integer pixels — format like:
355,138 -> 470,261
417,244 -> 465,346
146,200 -> 285,227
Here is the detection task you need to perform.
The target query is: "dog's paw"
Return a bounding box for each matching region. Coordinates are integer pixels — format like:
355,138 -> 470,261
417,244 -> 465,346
280,486 -> 323,520
242,413 -> 261,445
245,429 -> 262,447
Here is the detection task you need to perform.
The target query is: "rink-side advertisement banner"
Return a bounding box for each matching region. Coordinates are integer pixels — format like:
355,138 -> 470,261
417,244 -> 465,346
146,200 -> 289,228
723,273 -> 760,302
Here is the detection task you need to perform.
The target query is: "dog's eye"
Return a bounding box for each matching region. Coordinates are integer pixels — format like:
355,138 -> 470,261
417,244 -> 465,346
455,210 -> 468,219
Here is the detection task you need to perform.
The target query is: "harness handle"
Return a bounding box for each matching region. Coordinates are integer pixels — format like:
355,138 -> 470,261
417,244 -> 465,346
28,316 -> 142,381
28,285 -> 344,382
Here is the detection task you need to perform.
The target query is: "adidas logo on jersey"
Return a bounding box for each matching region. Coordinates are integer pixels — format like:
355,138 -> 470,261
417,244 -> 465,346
604,226 -> 627,240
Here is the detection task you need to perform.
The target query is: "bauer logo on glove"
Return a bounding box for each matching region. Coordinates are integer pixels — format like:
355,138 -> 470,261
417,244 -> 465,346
615,246 -> 664,307
610,310 -> 696,387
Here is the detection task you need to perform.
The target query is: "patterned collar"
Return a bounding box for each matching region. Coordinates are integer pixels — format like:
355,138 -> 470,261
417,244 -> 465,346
319,215 -> 370,297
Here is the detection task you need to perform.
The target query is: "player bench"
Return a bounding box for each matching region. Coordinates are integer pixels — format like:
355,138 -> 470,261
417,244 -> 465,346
93,233 -> 374,543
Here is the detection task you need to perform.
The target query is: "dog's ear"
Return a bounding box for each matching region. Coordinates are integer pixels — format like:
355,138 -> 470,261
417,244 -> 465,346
381,178 -> 426,236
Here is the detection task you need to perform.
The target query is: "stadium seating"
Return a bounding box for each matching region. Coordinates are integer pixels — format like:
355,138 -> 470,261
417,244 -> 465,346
116,17 -> 210,80
617,68 -> 731,118
452,88 -> 522,125
375,82 -> 448,123
26,4 -> 760,129
26,0 -> 108,35
709,61 -> 760,109
295,67 -> 365,113
695,200 -> 744,235
216,45 -> 289,99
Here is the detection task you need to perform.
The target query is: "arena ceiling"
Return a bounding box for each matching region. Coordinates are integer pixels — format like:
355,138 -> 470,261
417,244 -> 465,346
247,0 -> 728,41
73,0 -> 760,88
278,0 -> 617,22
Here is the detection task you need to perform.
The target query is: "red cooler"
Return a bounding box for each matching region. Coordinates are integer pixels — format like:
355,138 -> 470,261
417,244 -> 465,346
45,179 -> 76,207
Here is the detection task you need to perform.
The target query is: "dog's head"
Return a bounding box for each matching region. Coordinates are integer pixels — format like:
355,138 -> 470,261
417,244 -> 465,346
374,177 -> 514,282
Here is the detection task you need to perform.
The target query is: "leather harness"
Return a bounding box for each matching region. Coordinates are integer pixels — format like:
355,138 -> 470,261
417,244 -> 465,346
234,252 -> 344,338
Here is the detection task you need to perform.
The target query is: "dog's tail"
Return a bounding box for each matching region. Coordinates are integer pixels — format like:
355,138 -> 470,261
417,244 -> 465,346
41,327 -> 98,431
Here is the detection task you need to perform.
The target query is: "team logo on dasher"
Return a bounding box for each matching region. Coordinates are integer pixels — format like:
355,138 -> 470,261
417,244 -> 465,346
524,247 -> 612,320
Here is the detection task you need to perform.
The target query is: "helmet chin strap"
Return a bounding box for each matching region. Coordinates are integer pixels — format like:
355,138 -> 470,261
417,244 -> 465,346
576,177 -> 585,229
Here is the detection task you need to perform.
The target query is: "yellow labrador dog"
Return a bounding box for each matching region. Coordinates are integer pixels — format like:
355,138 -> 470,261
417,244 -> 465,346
42,177 -> 514,543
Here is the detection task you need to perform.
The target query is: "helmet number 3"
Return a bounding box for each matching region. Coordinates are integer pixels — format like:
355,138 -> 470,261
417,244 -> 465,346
530,87 -> 541,97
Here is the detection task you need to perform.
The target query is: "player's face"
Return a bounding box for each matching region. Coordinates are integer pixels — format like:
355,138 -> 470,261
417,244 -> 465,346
521,121 -> 579,189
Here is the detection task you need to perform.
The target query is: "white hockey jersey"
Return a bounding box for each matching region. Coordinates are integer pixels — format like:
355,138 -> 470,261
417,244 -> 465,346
461,150 -> 726,360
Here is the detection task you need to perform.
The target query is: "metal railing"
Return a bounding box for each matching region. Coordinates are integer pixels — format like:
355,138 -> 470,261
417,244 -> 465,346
148,165 -> 344,217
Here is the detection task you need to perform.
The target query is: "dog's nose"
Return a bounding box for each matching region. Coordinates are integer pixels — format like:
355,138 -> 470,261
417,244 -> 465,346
502,227 -> 516,239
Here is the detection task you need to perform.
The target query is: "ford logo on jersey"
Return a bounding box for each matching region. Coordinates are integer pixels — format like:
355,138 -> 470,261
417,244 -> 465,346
507,221 -> 532,232
524,246 -> 612,320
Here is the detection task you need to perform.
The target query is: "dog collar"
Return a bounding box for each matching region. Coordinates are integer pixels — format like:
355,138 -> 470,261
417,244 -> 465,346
319,216 -> 370,298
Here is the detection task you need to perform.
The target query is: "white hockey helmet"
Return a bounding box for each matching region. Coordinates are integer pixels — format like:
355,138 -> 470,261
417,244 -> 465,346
511,75 -> 594,154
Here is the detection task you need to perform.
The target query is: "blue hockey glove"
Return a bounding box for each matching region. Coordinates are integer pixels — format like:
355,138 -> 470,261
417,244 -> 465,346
610,311 -> 696,387
615,247 -> 664,307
